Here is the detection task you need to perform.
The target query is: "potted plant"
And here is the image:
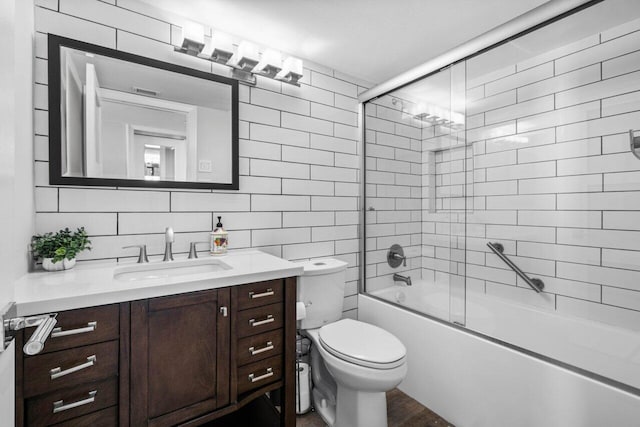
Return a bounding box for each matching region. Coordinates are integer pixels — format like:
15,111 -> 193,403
31,227 -> 91,271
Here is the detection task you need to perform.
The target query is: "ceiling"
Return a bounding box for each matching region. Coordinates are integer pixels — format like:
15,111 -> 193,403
140,0 -> 550,85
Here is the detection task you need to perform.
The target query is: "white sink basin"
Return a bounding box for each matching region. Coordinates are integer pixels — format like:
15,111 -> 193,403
114,258 -> 232,282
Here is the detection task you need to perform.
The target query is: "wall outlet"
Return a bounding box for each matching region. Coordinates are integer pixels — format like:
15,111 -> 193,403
198,160 -> 212,172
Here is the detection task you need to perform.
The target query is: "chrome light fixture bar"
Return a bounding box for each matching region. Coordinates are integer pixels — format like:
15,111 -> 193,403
174,24 -> 303,87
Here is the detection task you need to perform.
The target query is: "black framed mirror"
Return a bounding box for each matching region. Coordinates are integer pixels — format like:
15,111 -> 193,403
48,34 -> 239,190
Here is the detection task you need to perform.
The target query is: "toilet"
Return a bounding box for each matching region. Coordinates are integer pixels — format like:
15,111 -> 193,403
297,258 -> 407,427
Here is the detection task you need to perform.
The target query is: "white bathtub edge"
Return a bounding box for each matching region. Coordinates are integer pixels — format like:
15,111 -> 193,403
358,294 -> 640,427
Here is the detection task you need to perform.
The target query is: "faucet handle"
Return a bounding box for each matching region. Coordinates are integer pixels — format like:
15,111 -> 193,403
122,245 -> 149,263
165,227 -> 174,243
188,241 -> 210,259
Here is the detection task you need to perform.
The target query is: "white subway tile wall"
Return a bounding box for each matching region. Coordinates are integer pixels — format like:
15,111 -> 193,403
33,0 -> 368,317
464,17 -> 640,331
365,96 -> 424,292
364,14 -> 640,331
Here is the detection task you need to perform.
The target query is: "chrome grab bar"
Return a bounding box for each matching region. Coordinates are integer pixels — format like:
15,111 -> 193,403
486,242 -> 544,293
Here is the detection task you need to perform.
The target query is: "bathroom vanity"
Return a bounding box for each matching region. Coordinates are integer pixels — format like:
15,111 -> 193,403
10,250 -> 302,427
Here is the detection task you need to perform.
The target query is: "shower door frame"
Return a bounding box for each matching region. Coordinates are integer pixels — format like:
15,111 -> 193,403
359,0 -> 601,295
357,0 -> 640,398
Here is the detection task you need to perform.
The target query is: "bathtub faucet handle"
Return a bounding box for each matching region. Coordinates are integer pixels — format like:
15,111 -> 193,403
387,244 -> 406,268
391,252 -> 407,267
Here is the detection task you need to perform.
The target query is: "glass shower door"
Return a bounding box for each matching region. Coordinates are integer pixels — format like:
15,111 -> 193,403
462,0 -> 640,391
364,62 -> 467,325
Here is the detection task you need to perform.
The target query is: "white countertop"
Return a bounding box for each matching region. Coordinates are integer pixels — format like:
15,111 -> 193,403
14,249 -> 303,316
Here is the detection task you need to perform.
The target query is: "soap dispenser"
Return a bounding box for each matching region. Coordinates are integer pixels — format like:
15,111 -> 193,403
211,216 -> 228,255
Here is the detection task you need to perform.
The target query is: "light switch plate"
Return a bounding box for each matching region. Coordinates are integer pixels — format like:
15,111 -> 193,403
198,160 -> 212,172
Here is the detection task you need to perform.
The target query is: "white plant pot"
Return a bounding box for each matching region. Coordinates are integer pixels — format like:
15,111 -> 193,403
42,257 -> 76,271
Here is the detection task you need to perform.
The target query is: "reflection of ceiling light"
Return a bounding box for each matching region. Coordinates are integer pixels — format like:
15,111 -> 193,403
145,144 -> 161,149
174,21 -> 303,87
411,102 -> 465,129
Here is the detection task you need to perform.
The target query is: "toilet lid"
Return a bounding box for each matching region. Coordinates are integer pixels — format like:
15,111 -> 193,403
318,319 -> 406,369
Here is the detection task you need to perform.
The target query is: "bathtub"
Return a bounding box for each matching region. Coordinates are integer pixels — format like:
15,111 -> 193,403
363,283 -> 640,427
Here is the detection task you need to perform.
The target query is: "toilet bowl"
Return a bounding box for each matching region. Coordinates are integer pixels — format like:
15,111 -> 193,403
297,259 -> 407,427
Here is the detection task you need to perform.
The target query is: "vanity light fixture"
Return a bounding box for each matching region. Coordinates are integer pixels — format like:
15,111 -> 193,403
226,41 -> 260,85
178,22 -> 206,55
229,41 -> 260,71
175,23 -> 303,87
210,32 -> 234,64
275,56 -> 303,85
253,49 -> 282,78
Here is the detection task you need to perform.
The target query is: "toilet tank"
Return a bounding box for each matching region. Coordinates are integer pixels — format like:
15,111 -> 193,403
297,258 -> 348,330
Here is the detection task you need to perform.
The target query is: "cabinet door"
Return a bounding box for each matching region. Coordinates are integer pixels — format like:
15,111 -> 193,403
130,288 -> 230,427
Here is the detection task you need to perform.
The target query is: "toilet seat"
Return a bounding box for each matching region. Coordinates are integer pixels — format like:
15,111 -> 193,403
318,319 -> 406,369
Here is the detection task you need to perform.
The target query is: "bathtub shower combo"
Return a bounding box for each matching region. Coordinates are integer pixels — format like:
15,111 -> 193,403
359,1 -> 640,426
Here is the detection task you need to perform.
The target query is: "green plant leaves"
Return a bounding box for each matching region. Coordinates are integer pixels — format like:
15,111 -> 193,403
31,227 -> 92,263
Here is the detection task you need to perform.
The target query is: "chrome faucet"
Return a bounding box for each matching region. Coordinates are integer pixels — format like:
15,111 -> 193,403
163,227 -> 174,261
393,273 -> 412,286
122,244 -> 149,263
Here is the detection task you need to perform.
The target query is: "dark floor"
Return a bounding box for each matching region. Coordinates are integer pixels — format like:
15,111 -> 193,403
296,388 -> 454,427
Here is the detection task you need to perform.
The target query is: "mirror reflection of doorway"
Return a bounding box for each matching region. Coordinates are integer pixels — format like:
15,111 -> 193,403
143,143 -> 176,181
127,129 -> 187,181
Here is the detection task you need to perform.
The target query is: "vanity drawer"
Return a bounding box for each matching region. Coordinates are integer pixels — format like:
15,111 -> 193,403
42,304 -> 119,353
25,377 -> 118,427
24,340 -> 119,398
237,355 -> 282,395
237,280 -> 284,310
50,406 -> 117,427
237,303 -> 283,338
237,329 -> 283,366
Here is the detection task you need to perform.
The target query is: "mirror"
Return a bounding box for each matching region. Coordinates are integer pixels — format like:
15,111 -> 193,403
48,34 -> 239,189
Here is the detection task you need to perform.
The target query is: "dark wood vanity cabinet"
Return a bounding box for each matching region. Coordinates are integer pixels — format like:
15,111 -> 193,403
130,288 -> 230,426
16,277 -> 296,427
15,303 -> 127,427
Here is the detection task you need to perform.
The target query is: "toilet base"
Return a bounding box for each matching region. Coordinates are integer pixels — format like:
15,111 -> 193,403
312,384 -> 388,427
335,387 -> 388,427
312,387 -> 336,426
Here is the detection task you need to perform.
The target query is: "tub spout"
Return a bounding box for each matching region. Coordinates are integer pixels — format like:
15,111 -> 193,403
393,273 -> 412,286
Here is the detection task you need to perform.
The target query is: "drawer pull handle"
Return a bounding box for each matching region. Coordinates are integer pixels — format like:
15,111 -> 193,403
249,289 -> 274,299
248,368 -> 273,383
51,321 -> 97,338
249,341 -> 274,356
50,355 -> 97,380
249,315 -> 274,327
52,390 -> 97,413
